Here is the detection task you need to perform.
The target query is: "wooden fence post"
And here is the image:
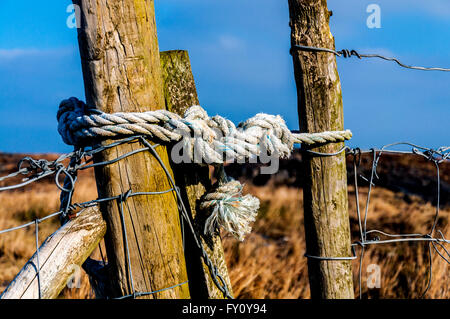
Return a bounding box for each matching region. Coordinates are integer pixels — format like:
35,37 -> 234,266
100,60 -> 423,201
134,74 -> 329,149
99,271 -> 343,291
160,50 -> 233,298
288,0 -> 355,298
1,206 -> 106,299
74,0 -> 190,298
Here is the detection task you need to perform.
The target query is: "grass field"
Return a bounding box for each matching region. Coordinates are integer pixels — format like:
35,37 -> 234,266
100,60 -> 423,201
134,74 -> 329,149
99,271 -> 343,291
0,152 -> 448,298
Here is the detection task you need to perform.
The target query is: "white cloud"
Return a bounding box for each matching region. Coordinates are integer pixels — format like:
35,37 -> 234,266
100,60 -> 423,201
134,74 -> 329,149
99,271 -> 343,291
218,35 -> 245,50
0,48 -> 39,59
0,47 -> 73,60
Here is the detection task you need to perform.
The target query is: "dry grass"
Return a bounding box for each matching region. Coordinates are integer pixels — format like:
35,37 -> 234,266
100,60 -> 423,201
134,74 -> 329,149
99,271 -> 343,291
0,170 -> 100,298
224,184 -> 449,299
0,155 -> 448,299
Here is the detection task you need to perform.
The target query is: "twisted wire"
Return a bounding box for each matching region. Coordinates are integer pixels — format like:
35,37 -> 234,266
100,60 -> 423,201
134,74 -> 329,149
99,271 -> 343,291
291,45 -> 450,72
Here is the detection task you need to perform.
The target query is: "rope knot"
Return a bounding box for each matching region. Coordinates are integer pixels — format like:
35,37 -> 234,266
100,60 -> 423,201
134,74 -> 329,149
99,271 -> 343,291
184,105 -> 209,121
57,97 -> 97,146
238,113 -> 294,158
200,180 -> 260,241
57,98 -> 352,163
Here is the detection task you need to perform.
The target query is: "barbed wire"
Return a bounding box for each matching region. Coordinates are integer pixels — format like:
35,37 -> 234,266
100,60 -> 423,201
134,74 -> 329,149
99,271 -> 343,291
291,45 -> 450,72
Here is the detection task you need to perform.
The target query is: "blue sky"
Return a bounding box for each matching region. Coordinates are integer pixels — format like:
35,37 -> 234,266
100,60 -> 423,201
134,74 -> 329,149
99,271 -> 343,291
0,0 -> 448,153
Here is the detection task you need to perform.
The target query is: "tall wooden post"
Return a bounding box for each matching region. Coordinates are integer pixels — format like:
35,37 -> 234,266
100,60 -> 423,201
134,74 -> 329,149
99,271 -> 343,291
74,0 -> 190,298
288,0 -> 354,298
160,50 -> 233,299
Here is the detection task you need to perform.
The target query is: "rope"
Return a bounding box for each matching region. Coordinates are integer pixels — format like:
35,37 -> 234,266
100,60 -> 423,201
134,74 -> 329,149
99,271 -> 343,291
57,97 -> 352,164
56,97 -> 351,241
201,179 -> 260,242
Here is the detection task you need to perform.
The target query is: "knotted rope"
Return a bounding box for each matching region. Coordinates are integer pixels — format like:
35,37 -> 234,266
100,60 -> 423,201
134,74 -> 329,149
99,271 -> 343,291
58,97 -> 352,163
201,180 -> 259,241
57,97 -> 352,240
200,166 -> 260,241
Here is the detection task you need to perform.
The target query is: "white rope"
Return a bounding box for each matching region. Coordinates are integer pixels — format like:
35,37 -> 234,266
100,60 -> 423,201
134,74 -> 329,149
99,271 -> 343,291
58,97 -> 352,164
57,97 -> 352,241
200,180 -> 259,242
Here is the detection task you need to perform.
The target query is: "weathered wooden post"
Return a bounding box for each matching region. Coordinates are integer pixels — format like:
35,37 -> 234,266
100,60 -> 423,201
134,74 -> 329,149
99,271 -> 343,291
160,50 -> 233,298
74,0 -> 190,298
288,0 -> 354,298
1,207 -> 106,299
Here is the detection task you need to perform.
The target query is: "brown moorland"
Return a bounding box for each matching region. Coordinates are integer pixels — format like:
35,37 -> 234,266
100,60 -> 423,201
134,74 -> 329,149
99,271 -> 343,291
0,151 -> 448,299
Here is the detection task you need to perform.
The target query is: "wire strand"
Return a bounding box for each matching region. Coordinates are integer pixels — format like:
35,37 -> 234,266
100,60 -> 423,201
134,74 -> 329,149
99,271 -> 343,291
291,45 -> 450,72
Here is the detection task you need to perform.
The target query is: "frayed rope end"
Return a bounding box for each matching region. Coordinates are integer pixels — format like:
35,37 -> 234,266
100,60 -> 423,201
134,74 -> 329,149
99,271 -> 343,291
200,180 -> 260,241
